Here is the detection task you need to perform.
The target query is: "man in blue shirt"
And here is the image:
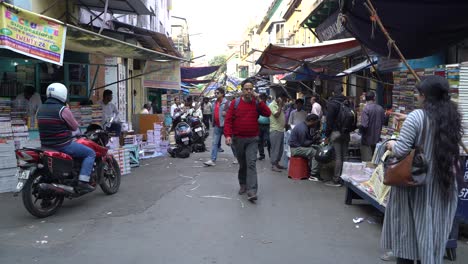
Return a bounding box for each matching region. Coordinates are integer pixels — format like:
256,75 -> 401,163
289,114 -> 322,181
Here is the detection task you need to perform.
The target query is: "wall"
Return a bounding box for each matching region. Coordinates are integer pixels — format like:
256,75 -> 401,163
32,0 -> 74,22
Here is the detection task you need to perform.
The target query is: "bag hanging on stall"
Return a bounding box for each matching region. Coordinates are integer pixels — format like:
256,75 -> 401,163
380,114 -> 429,187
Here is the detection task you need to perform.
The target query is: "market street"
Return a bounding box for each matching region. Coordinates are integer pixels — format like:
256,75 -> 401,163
1,145 -> 467,264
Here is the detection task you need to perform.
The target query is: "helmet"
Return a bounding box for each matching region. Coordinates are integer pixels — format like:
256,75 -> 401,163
315,145 -> 335,163
46,83 -> 68,103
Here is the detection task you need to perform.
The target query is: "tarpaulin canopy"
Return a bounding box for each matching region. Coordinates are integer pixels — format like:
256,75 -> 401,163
341,0 -> 468,59
336,57 -> 377,77
256,38 -> 360,74
181,66 -> 220,79
181,79 -> 212,84
281,64 -> 319,82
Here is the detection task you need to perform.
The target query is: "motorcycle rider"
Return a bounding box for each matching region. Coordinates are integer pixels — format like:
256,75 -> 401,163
36,83 -> 96,193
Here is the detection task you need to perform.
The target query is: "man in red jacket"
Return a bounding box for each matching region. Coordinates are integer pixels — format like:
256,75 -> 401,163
225,80 -> 271,202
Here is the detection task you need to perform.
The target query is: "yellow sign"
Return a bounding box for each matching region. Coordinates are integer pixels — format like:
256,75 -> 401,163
0,3 -> 66,65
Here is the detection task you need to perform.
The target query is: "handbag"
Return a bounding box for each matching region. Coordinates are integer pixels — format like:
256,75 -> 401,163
381,114 -> 429,187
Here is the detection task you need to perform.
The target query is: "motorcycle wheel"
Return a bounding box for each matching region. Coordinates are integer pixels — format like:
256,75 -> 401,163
100,156 -> 121,195
22,172 -> 64,218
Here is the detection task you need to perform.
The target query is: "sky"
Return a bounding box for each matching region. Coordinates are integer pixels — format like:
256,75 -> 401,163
171,0 -> 273,65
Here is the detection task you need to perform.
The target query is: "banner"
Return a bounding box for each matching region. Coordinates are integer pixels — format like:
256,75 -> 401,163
0,3 -> 67,65
143,61 -> 181,90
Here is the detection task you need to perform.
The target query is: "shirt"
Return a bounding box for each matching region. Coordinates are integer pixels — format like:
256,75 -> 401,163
269,100 -> 285,132
311,102 -> 323,118
288,109 -> 307,126
203,102 -> 212,115
98,100 -> 119,124
170,103 -> 179,117
289,122 -> 316,148
214,101 -> 221,127
140,109 -> 149,114
360,102 -> 385,146
224,98 -> 271,138
14,92 -> 42,117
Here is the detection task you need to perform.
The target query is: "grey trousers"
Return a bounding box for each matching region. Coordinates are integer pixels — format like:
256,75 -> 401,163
233,136 -> 259,193
270,131 -> 284,166
331,131 -> 350,182
290,146 -> 320,176
360,144 -> 375,162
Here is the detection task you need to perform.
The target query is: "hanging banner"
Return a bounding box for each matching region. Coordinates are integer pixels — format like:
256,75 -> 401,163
143,61 -> 181,90
0,3 -> 67,65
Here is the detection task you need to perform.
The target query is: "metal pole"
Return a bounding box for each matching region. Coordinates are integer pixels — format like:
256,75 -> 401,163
98,0 -> 109,34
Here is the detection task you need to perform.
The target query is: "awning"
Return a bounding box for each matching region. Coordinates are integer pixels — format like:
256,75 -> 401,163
111,20 -> 182,57
256,38 -> 360,74
181,79 -> 212,84
181,66 -> 220,79
65,24 -> 183,61
336,57 -> 377,77
281,64 -> 320,82
75,0 -> 153,15
341,0 -> 468,59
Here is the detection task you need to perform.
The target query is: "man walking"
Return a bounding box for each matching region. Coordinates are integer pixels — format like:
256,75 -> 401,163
325,87 -> 352,187
258,93 -> 270,160
225,80 -> 271,202
288,98 -> 307,127
204,88 -> 229,166
289,114 -> 322,181
359,91 -> 385,161
269,93 -> 288,172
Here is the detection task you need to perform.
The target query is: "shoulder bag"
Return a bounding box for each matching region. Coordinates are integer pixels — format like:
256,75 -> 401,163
381,114 -> 429,187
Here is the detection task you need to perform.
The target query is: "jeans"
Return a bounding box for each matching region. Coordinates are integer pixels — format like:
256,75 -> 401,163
203,114 -> 211,130
56,141 -> 96,182
211,126 -> 224,161
331,131 -> 350,183
270,131 -> 284,166
106,122 -> 122,137
290,146 -> 320,176
258,124 -> 270,158
233,137 -> 258,194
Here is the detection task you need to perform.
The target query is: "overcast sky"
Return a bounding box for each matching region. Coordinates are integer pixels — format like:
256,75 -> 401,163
171,0 -> 273,64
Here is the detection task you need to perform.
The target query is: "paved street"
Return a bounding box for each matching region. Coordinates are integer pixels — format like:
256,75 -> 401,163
1,143 -> 467,264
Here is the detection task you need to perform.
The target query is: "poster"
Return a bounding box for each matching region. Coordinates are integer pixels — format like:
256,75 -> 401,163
143,61 -> 181,90
0,3 -> 66,65
118,63 -> 127,122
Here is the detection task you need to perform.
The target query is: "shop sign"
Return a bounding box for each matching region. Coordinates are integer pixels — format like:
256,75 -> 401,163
315,10 -> 351,42
0,3 -> 66,65
143,61 -> 181,90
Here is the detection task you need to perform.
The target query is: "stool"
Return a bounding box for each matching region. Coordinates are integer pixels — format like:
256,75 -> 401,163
288,156 -> 309,180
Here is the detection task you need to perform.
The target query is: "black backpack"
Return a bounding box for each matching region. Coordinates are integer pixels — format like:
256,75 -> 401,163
336,100 -> 357,134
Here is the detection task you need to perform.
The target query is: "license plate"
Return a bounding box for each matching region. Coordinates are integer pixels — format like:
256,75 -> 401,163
182,137 -> 189,142
195,127 -> 202,132
16,169 -> 30,180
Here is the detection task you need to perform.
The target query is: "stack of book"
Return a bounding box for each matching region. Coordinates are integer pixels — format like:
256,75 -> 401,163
0,140 -> 17,193
0,98 -> 12,139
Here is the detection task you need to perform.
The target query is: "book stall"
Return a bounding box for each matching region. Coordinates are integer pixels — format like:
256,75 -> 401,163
341,62 -> 468,261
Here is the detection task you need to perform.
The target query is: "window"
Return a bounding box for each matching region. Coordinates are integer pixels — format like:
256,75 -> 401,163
67,64 -> 88,98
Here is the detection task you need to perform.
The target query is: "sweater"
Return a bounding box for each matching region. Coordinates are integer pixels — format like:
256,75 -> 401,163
224,97 -> 271,138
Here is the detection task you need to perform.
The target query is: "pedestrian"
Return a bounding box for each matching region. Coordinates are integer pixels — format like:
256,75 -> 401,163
324,87 -> 351,187
170,97 -> 181,117
203,88 -> 229,166
224,80 -> 271,202
257,93 -> 271,160
202,97 -> 212,130
288,98 -> 307,127
382,76 -> 461,264
140,103 -> 152,114
310,95 -> 323,118
359,91 -> 385,161
269,93 -> 289,172
289,114 -> 322,181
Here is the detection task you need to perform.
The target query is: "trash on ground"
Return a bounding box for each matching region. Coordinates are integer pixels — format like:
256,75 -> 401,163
185,195 -> 193,198
40,221 -> 46,223
190,184 -> 201,191
201,195 -> 232,200
353,217 -> 365,224
355,225 -> 360,229
107,212 -> 112,215
237,199 -> 245,208
58,229 -> 63,232
36,240 -> 48,244
43,236 -> 48,239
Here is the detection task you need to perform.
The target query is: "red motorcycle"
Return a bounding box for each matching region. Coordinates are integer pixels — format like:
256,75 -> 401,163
14,127 -> 121,218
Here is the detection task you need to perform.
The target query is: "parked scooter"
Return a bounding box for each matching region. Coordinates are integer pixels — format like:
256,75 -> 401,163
186,115 -> 208,153
14,125 -> 121,218
167,112 -> 192,158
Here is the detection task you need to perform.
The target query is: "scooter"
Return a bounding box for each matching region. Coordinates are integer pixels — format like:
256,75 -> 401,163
167,112 -> 192,158
186,115 -> 208,153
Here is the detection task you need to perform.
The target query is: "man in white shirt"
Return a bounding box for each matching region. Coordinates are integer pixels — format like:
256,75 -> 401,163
288,98 -> 307,128
98,89 -> 121,136
14,85 -> 42,117
310,95 -> 323,118
170,97 -> 181,117
140,103 -> 151,114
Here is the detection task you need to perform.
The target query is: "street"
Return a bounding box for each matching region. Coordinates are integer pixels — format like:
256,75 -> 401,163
1,144 -> 467,264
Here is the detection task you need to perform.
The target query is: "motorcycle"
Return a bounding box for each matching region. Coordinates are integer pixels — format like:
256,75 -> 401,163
167,112 -> 192,158
186,115 -> 208,153
14,126 -> 121,218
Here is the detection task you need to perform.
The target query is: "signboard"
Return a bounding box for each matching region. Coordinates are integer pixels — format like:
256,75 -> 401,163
315,10 -> 351,42
143,61 -> 181,90
0,3 -> 66,65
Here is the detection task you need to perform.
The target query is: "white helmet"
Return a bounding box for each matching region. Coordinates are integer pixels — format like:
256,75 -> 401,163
46,83 -> 68,103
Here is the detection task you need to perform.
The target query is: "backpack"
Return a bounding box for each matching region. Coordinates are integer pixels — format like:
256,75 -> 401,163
336,100 -> 357,134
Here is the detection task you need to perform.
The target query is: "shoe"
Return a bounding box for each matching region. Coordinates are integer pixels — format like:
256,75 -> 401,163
203,160 -> 216,166
218,148 -> 224,152
238,185 -> 247,195
232,159 -> 238,164
271,166 -> 282,172
308,176 -> 320,182
76,181 -> 95,193
247,192 -> 257,202
325,181 -> 343,187
276,164 -> 287,170
258,156 -> 265,160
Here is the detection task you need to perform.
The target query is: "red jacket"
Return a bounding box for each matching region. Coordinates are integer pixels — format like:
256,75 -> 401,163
224,98 -> 271,138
